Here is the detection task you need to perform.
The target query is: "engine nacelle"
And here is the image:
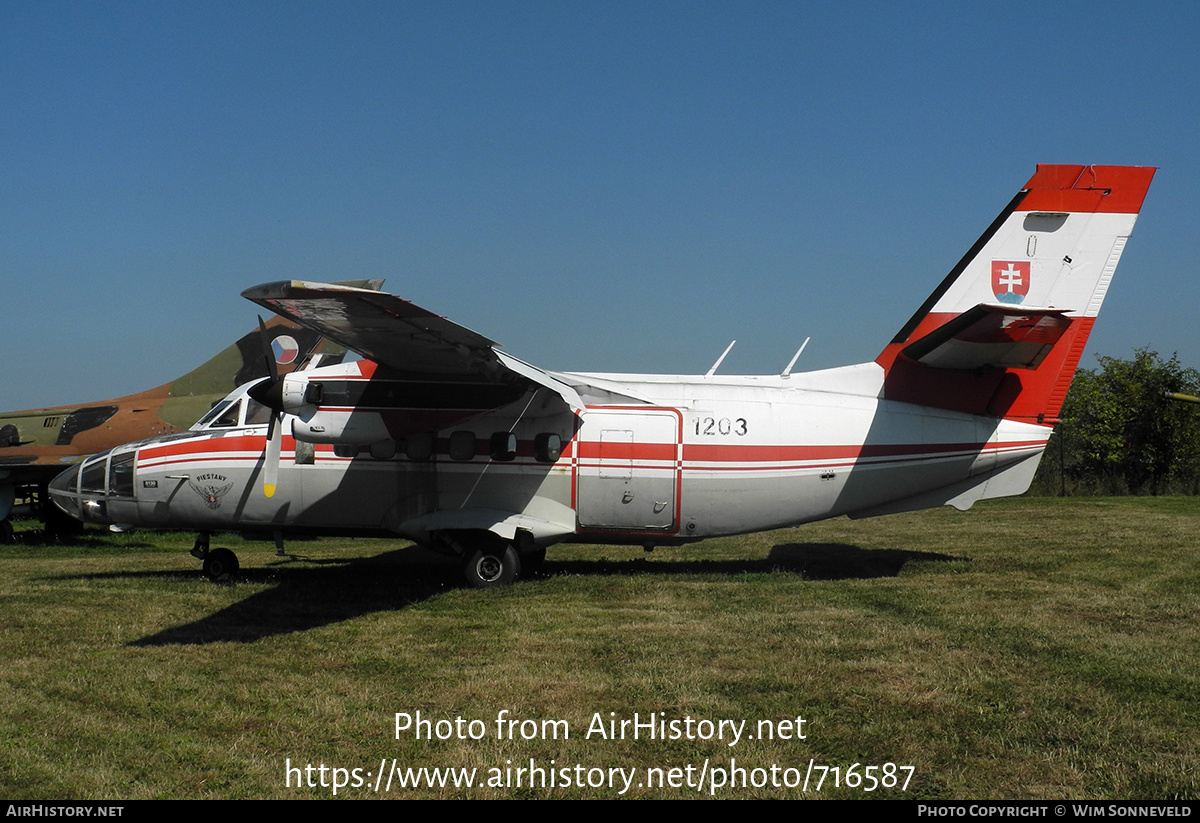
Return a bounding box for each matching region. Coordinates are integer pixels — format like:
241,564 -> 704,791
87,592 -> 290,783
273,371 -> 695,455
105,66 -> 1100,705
280,373 -> 318,417
291,409 -> 390,445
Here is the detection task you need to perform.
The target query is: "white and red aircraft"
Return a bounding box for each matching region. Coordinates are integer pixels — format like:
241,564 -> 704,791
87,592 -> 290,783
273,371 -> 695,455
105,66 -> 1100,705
49,164 -> 1156,586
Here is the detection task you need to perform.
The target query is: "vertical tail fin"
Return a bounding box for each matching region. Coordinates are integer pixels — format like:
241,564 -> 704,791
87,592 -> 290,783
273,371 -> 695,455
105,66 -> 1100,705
876,164 -> 1156,423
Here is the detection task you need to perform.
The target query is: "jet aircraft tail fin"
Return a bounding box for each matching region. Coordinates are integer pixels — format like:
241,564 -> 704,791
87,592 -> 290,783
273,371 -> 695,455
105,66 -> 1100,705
876,164 -> 1155,424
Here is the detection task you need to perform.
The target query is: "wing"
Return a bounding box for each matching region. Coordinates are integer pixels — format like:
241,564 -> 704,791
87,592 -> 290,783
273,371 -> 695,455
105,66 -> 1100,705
241,280 -> 582,409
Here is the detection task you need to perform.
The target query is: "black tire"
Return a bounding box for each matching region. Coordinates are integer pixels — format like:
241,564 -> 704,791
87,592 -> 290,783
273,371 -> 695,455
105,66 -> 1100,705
203,547 -> 240,582
463,544 -> 521,588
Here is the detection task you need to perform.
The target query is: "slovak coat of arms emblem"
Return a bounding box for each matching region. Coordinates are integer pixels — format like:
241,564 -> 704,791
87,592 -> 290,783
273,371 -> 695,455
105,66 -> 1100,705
991,260 -> 1030,304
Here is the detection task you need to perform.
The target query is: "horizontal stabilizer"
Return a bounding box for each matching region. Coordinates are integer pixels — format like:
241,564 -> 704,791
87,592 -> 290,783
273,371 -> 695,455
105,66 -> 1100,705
900,304 -> 1071,371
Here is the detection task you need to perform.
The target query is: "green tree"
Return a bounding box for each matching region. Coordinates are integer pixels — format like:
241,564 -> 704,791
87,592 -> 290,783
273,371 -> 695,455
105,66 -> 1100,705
1035,349 -> 1200,495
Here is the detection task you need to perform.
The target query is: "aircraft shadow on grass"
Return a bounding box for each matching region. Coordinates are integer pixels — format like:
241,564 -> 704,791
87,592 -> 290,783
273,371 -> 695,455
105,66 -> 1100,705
45,543 -> 965,645
11,531 -> 164,549
545,544 -> 964,581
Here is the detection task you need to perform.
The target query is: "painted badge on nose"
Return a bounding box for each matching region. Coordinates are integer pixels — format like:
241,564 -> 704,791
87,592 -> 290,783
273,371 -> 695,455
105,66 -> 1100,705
189,474 -> 234,509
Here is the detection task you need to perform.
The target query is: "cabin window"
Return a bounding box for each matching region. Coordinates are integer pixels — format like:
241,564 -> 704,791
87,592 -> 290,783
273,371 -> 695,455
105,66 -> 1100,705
449,431 -> 476,461
405,432 -> 434,461
370,440 -> 397,460
534,433 -> 562,463
490,432 -> 517,461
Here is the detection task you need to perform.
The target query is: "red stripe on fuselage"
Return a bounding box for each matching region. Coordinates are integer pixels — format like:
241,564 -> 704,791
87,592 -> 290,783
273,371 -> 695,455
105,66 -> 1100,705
135,431 -> 1046,475
575,441 -> 678,462
139,434 -> 271,460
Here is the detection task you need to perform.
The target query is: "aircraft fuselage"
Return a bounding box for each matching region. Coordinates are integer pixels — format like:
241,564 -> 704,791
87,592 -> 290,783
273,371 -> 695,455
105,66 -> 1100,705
48,359 -> 1050,549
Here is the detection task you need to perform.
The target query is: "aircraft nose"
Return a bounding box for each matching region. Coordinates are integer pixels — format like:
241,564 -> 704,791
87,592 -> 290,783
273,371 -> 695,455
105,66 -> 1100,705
48,458 -> 111,525
48,463 -> 84,519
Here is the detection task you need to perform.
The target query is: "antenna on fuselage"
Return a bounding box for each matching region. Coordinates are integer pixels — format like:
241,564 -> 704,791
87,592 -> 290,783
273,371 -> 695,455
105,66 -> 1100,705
705,340 -> 736,378
781,337 -> 811,378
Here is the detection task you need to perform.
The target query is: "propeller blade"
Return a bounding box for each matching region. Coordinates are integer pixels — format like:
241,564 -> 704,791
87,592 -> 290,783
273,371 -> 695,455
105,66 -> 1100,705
248,315 -> 287,414
257,315 -> 279,381
263,413 -> 282,498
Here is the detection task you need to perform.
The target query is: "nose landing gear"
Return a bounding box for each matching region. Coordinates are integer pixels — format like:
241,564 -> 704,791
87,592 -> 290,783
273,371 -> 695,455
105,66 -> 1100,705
190,532 -> 240,583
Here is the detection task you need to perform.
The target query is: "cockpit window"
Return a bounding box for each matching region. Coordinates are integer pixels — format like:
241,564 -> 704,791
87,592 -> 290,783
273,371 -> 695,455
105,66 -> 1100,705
80,454 -> 108,493
196,399 -> 235,429
109,451 -> 135,497
212,400 -> 242,428
245,398 -> 272,426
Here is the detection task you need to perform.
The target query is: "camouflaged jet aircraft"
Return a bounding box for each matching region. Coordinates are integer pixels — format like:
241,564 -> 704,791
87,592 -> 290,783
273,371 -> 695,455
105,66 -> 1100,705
48,166 -> 1155,586
1,281 -> 382,541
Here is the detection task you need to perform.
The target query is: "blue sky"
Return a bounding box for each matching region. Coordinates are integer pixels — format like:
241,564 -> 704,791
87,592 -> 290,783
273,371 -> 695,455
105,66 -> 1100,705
3,1 -> 1197,410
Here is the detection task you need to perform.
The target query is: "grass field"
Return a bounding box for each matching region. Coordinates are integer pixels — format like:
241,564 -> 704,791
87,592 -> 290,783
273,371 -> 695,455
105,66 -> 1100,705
1,496 -> 1197,799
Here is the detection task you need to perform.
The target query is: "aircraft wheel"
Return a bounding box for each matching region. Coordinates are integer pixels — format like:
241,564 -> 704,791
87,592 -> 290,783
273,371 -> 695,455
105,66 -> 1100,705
203,547 -> 240,583
0,519 -> 13,545
463,544 -> 521,589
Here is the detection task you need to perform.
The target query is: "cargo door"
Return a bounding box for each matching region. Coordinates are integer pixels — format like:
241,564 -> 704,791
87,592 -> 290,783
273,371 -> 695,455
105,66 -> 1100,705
575,408 -> 680,534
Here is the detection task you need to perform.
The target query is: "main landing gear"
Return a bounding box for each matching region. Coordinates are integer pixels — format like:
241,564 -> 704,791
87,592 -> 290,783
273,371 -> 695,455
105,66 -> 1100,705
441,530 -> 541,589
463,543 -> 521,588
190,533 -> 240,583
